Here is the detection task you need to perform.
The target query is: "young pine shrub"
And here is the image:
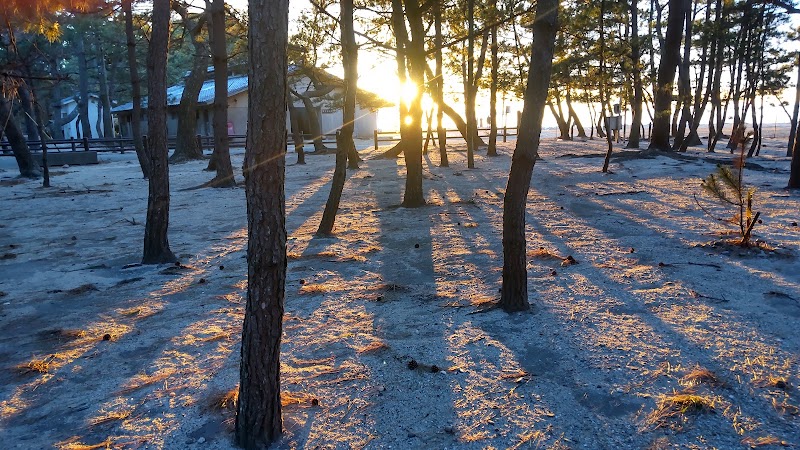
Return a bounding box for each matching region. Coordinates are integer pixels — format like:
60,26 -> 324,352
701,133 -> 760,247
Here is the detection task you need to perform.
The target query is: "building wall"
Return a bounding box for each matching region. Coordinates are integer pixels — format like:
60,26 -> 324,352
61,98 -> 105,139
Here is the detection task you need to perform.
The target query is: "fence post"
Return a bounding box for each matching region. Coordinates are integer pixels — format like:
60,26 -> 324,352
196,135 -> 203,153
70,138 -> 76,152
374,129 -> 378,150
82,137 -> 90,152
502,126 -> 507,142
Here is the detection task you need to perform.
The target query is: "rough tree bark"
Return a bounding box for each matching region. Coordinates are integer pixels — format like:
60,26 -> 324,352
649,0 -> 685,151
434,1 -> 448,166
401,0 -> 427,207
206,0 -> 236,187
75,37 -> 93,139
142,0 -> 177,265
500,0 -> 558,313
235,0 -> 288,445
316,0 -> 358,234
0,96 -> 41,178
488,16 -> 499,156
626,0 -> 643,148
171,3 -> 208,163
124,0 -> 151,178
97,45 -> 114,138
341,0 -> 359,170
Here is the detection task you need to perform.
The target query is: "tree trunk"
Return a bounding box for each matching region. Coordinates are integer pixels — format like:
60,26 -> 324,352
790,54 -> 800,157
626,0 -> 643,148
17,84 -> 40,146
790,128 -> 800,187
171,5 -> 208,163
0,96 -> 41,178
500,0 -> 558,313
341,0 -> 359,170
236,0 -> 288,444
566,89 -> 587,138
76,37 -> 93,139
548,101 -> 571,140
600,0 -> 614,172
673,0 -> 693,150
488,19 -> 499,156
287,98 -> 306,164
434,2 -> 448,166
97,46 -> 114,139
142,0 -> 177,265
206,0 -> 236,187
466,0 -> 476,168
401,0 -> 426,207
649,0 -> 685,151
317,132 -> 349,234
124,0 -> 150,178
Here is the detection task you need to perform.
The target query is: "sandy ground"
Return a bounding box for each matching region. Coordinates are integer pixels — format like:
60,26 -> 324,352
0,136 -> 798,450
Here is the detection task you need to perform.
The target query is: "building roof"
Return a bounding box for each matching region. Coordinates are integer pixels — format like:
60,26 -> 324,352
112,75 -> 249,113
112,68 -> 393,114
60,93 -> 99,106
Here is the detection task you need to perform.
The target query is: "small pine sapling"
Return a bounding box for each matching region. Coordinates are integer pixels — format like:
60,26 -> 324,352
700,131 -> 761,246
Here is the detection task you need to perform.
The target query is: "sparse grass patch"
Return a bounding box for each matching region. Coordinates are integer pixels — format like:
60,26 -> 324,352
527,247 -> 564,260
208,388 -> 238,411
57,437 -> 112,450
117,369 -> 176,395
66,284 -> 99,295
281,391 -> 316,407
680,367 -> 723,387
356,340 -> 389,354
89,409 -> 132,427
299,284 -> 330,294
755,376 -> 791,390
645,390 -> 715,429
741,436 -> 791,448
771,397 -> 799,416
15,355 -> 55,375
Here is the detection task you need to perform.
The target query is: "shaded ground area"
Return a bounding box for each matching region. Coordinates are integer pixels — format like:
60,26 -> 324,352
0,138 -> 798,449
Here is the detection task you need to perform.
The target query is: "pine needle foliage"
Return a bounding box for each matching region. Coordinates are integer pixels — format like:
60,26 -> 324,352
701,134 -> 760,247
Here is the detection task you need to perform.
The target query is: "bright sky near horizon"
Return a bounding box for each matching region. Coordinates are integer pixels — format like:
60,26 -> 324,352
225,0 -> 800,133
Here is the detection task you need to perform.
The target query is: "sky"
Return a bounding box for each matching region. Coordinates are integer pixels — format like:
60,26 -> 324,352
224,0 -> 800,133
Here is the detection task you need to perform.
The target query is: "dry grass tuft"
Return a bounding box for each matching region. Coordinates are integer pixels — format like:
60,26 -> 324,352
741,436 -> 791,448
281,391 -> 316,407
299,284 -> 329,294
356,340 -> 389,354
646,390 -> 715,429
287,252 -> 302,260
89,410 -> 132,427
680,367 -> 723,387
771,398 -> 799,416
755,376 -> 791,391
15,355 -> 55,375
66,284 -> 99,295
117,369 -> 176,395
527,247 -> 564,260
58,438 -> 112,450
469,295 -> 496,308
40,328 -> 87,343
208,388 -> 238,411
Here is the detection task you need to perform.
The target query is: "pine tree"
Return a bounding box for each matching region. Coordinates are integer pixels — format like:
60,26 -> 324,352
701,134 -> 760,247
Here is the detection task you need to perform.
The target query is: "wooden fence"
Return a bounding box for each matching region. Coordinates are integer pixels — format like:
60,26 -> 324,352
373,127 -> 519,150
1,133 -> 337,155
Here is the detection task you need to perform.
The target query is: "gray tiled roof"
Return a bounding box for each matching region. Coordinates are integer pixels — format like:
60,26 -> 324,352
112,74 -> 249,113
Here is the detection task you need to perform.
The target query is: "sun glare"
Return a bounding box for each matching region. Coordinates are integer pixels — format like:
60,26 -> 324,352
404,115 -> 414,125
401,81 -> 417,106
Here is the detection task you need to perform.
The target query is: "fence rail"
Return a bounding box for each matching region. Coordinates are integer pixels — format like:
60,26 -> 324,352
0,133 -> 338,155
373,127 -> 519,150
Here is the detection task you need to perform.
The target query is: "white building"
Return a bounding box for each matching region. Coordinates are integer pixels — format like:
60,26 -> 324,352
58,94 -> 107,139
112,68 -> 392,140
